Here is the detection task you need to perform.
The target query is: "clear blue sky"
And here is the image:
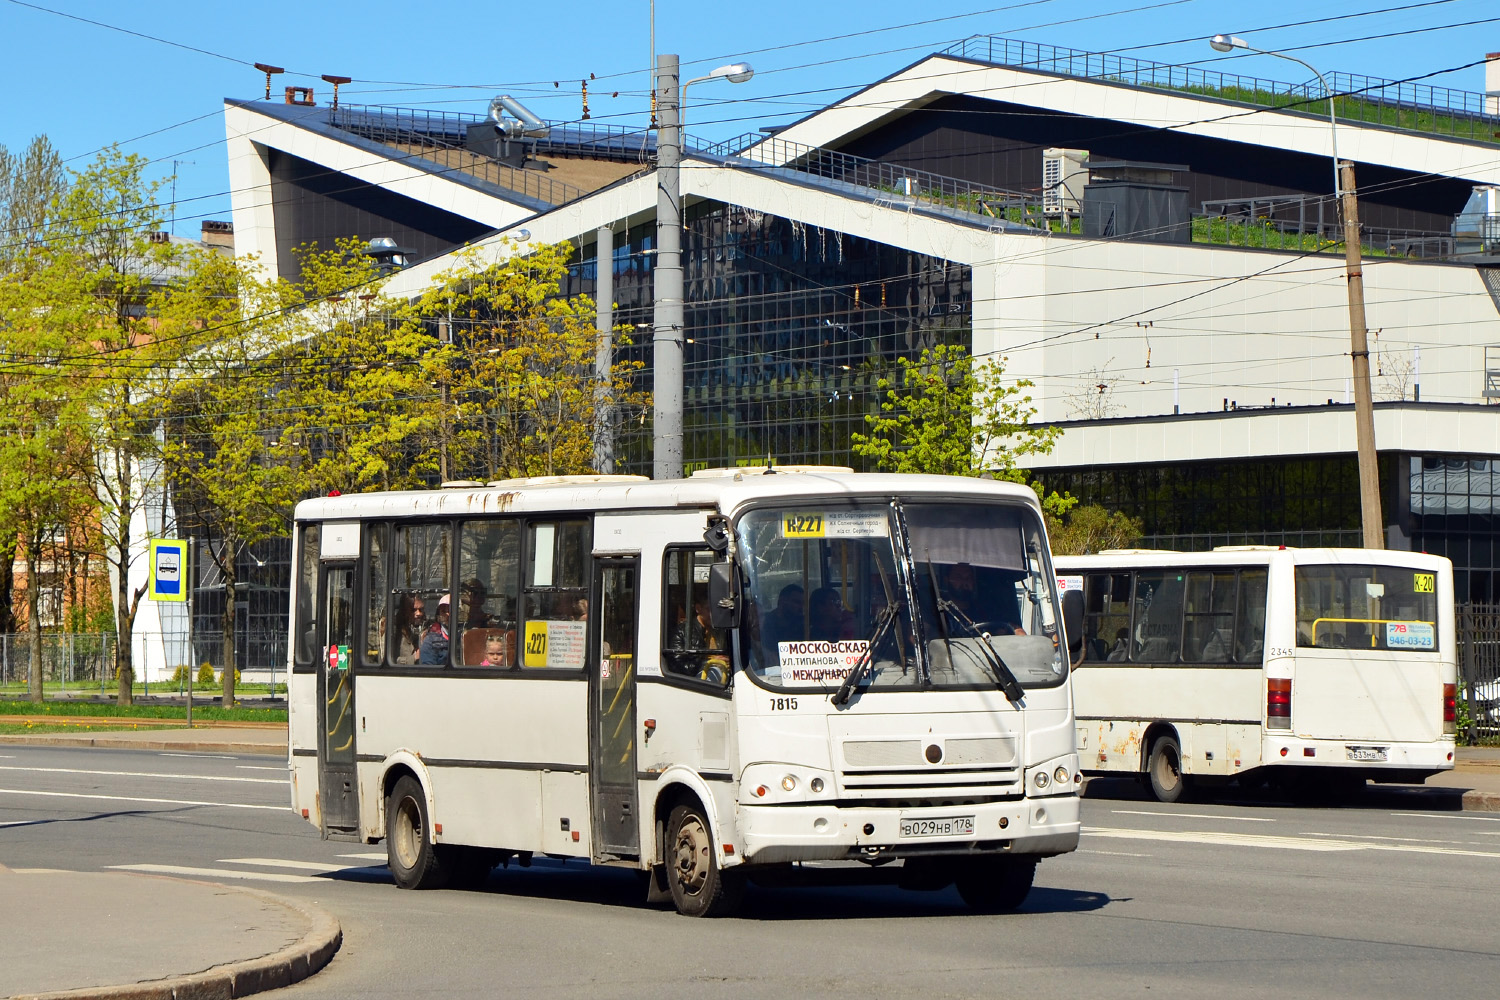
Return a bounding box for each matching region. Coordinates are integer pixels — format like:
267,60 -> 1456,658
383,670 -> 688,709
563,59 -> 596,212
3,0 -> 1495,235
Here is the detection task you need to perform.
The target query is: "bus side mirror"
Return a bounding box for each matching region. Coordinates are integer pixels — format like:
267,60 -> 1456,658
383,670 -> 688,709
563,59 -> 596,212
708,562 -> 740,630
1061,589 -> 1084,665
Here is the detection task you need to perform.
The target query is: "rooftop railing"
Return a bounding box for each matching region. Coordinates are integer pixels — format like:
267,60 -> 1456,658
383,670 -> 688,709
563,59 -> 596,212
328,104 -> 589,207
942,35 -> 1500,145
700,132 -> 1460,258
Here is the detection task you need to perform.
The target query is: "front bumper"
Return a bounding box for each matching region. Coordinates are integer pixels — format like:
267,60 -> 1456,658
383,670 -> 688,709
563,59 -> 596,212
738,795 -> 1080,865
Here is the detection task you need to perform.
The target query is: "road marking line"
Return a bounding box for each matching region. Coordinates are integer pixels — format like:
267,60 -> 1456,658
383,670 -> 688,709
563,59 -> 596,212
218,857 -> 379,872
340,852 -> 387,860
1112,809 -> 1275,822
1086,826 -> 1500,859
237,766 -> 286,772
0,787 -> 285,811
159,753 -> 237,760
1391,812 -> 1500,823
1079,849 -> 1153,857
0,766 -> 281,784
1305,832 -> 1470,845
108,864 -> 321,884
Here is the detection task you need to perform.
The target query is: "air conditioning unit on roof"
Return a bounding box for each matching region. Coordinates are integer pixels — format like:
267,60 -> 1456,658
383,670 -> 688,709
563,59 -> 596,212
1043,148 -> 1088,217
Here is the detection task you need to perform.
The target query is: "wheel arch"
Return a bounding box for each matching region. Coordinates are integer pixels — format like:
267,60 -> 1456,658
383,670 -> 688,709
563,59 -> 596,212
1140,722 -> 1182,773
380,751 -> 435,844
650,766 -> 735,868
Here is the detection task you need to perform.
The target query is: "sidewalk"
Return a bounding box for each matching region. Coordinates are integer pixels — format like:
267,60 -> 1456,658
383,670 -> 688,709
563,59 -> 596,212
0,864 -> 340,1000
0,724 -> 287,756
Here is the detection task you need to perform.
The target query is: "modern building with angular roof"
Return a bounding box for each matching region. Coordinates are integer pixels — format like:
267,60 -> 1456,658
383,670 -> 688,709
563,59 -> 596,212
221,35 -> 1500,607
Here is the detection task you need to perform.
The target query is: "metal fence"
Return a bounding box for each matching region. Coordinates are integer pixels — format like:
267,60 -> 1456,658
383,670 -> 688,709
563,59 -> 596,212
943,35 -> 1500,144
1458,603 -> 1500,742
700,133 -> 1459,257
0,631 -> 289,695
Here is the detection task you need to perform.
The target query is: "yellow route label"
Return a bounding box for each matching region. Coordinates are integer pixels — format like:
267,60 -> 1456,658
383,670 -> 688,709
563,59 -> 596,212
1413,573 -> 1435,594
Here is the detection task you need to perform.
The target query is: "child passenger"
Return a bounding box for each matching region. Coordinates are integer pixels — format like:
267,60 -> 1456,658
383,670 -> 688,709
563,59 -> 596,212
481,633 -> 508,667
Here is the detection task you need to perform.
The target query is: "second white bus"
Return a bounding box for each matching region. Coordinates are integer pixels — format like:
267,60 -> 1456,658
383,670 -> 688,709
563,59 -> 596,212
1056,546 -> 1456,802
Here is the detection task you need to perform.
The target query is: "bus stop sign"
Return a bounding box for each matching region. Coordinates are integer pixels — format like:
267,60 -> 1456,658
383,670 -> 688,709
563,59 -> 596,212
148,539 -> 188,602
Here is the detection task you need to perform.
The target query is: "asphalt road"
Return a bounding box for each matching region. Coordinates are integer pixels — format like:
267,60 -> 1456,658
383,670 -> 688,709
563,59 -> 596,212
3,745 -> 1498,1000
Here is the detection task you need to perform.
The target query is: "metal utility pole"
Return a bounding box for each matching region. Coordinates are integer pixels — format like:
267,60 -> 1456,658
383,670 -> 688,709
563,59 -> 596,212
594,225 -> 615,472
1341,160 -> 1383,549
652,54 -> 684,481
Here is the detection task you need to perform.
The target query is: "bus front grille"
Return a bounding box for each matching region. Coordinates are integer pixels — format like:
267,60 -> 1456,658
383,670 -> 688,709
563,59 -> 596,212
837,766 -> 1022,801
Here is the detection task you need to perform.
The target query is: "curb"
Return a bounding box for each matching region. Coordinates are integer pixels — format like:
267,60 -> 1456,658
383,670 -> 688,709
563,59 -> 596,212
1459,789 -> 1500,812
0,735 -> 286,756
9,888 -> 341,1000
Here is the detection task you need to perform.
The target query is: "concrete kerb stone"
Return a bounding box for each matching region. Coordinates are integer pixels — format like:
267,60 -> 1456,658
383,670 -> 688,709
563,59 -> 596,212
0,735 -> 285,756
9,888 -> 341,1000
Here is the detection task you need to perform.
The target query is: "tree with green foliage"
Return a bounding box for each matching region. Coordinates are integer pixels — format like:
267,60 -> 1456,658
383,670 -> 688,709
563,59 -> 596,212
408,243 -> 647,481
0,136 -> 68,639
279,238 -> 441,494
47,149 -> 184,704
850,343 -> 1140,553
0,241 -> 94,701
154,247 -> 303,707
851,343 -> 1059,477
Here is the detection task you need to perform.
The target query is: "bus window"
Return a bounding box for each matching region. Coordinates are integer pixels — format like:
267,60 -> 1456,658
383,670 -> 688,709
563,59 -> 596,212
1294,564 -> 1439,651
521,520 -> 590,669
662,548 -> 730,686
391,523 -> 453,666
1131,571 -> 1184,663
1183,571 -> 1236,663
294,523 -> 321,667
1084,573 -> 1131,661
362,523 -> 389,666
1234,570 -> 1267,662
457,519 -> 521,667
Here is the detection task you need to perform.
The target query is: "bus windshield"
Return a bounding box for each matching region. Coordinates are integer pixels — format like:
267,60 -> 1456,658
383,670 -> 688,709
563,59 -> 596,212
735,499 -> 1064,691
1294,563 -> 1440,652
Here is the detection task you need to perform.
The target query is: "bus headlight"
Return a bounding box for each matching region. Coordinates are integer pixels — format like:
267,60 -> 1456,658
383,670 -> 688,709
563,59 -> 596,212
1054,765 -> 1071,785
1033,770 -> 1051,790
781,775 -> 798,792
809,777 -> 824,793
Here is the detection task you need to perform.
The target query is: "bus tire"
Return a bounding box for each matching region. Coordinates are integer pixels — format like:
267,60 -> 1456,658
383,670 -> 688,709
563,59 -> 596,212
1147,734 -> 1189,803
665,803 -> 744,917
387,775 -> 449,890
955,857 -> 1037,913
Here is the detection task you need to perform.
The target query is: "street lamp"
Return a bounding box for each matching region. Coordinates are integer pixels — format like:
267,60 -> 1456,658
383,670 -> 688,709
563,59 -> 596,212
652,56 -> 754,480
1208,34 -> 1382,548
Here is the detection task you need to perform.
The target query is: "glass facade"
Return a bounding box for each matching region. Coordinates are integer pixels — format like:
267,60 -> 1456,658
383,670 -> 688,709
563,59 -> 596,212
565,202 -> 973,472
1039,450 -> 1500,604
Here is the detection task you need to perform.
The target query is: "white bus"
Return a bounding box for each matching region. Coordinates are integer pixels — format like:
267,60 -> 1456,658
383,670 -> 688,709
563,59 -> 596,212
1056,547 -> 1457,803
288,470 -> 1085,916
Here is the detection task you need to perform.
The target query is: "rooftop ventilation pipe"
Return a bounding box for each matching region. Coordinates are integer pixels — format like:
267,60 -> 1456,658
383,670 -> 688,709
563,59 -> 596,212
489,95 -> 550,139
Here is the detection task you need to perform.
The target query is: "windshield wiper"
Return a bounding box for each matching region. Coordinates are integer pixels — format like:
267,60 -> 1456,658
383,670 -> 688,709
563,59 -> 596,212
832,603 -> 897,707
928,564 -> 1024,703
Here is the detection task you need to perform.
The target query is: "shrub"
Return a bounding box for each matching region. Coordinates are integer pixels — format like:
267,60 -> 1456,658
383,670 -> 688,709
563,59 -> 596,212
197,663 -> 215,686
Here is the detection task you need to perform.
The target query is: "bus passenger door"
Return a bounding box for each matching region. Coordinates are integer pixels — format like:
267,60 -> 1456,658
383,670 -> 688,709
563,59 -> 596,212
317,561 -> 359,835
590,558 -> 640,860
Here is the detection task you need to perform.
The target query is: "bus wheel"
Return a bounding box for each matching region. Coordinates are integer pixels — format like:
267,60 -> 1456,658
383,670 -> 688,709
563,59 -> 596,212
666,803 -> 744,917
387,775 -> 449,890
955,857 -> 1037,913
1147,735 -> 1189,803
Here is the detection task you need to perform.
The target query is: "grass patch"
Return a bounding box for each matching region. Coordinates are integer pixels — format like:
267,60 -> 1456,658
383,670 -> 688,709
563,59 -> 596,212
0,700 -> 287,724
